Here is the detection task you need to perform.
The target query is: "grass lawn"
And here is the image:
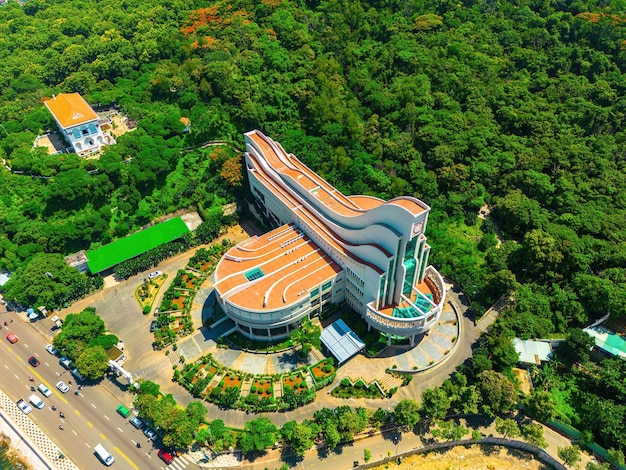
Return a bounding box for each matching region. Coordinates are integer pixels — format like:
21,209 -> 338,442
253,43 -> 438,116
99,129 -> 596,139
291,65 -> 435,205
87,217 -> 190,273
226,331 -> 293,352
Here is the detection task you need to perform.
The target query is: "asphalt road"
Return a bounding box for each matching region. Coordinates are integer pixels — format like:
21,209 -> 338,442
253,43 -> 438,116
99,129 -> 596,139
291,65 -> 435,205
0,313 -> 190,470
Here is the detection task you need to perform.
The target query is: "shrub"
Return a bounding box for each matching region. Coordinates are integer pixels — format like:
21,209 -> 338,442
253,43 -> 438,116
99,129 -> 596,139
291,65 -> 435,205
251,385 -> 257,393
284,385 -> 291,392
143,305 -> 151,314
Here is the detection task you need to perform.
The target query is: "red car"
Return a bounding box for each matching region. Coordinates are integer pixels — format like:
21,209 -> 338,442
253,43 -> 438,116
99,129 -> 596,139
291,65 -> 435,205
158,449 -> 174,465
28,356 -> 40,367
6,332 -> 18,344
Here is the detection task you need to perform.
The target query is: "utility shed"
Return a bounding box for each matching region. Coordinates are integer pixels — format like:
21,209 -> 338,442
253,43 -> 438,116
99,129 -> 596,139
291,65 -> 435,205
513,338 -> 553,367
320,319 -> 365,365
584,327 -> 626,360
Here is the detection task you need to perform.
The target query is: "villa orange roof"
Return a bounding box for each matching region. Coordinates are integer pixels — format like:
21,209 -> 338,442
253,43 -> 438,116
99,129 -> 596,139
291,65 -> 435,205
44,93 -> 98,129
214,225 -> 342,310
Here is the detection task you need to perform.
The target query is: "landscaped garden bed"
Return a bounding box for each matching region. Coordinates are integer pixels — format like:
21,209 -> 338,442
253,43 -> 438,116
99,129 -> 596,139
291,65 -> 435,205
134,274 -> 168,314
175,353 -> 318,412
331,378 -> 384,399
249,378 -> 274,399
309,358 -> 336,389
283,372 -> 307,393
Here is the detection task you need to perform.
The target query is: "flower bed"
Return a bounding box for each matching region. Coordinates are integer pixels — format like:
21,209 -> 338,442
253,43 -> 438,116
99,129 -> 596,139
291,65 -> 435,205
222,372 -> 242,390
283,372 -> 307,394
310,358 -> 335,381
169,294 -> 189,311
250,378 -> 274,399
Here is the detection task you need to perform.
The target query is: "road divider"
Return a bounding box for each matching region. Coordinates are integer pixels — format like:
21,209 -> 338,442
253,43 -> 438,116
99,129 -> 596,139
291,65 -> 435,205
114,446 -> 138,470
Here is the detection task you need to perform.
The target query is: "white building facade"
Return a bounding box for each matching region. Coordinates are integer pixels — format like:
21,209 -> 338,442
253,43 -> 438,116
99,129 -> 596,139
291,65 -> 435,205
44,93 -> 115,156
214,130 -> 446,345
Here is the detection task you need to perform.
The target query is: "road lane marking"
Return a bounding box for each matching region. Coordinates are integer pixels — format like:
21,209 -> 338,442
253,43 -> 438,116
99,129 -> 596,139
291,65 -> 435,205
23,343 -> 29,348
114,446 -> 139,470
85,443 -> 91,448
74,409 -> 80,416
14,374 -> 19,380
28,366 -> 68,403
87,421 -> 93,427
34,352 -> 38,356
117,427 -> 123,433
100,433 -> 106,440
72,430 -> 77,435
104,414 -> 110,421
3,364 -> 8,369
145,453 -> 151,459
91,403 -> 97,408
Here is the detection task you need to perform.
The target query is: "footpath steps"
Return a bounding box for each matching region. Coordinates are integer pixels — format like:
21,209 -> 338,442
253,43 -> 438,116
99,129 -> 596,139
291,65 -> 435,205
376,373 -> 404,392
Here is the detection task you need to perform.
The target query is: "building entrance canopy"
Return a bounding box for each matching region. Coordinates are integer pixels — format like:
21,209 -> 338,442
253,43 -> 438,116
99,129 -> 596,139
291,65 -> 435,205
320,319 -> 365,365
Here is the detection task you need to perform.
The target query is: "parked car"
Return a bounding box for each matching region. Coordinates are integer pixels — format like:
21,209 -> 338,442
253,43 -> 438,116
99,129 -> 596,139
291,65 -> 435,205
59,357 -> 72,370
143,427 -> 157,441
6,332 -> 18,344
27,311 -> 40,321
70,367 -> 86,382
154,307 -> 160,317
129,416 -> 144,429
150,321 -> 156,333
38,383 -> 53,398
116,404 -> 131,418
17,399 -> 32,415
56,381 -> 69,394
148,271 -> 162,280
28,356 -> 40,367
158,449 -> 175,465
45,344 -> 58,355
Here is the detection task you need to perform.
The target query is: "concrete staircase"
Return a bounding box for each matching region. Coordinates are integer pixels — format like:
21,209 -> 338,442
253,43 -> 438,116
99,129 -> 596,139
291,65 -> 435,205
376,373 -> 404,392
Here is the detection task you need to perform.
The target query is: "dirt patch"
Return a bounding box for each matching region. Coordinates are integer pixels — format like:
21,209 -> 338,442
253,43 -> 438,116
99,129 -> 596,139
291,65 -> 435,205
110,113 -> 136,138
222,373 -> 242,390
371,444 -> 549,470
512,367 -> 532,395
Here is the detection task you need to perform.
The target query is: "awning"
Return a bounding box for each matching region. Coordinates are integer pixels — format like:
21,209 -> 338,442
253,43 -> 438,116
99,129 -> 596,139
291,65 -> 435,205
320,319 -> 365,365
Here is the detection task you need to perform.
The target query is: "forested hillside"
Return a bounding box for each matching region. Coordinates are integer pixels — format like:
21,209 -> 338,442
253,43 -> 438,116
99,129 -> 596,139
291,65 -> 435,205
1,0 -> 625,452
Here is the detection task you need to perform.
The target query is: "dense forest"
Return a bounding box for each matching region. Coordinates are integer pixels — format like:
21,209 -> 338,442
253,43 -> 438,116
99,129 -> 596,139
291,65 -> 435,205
1,0 -> 625,456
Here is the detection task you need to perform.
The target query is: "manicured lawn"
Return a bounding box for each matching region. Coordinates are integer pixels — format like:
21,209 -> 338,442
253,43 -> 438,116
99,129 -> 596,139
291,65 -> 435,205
226,331 -> 293,352
87,217 -> 190,273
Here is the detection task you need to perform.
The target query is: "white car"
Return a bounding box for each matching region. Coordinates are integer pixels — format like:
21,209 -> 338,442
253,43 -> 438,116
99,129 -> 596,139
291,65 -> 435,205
56,381 -> 69,394
148,270 -> 162,279
17,399 -> 33,415
38,383 -> 53,398
45,344 -> 58,355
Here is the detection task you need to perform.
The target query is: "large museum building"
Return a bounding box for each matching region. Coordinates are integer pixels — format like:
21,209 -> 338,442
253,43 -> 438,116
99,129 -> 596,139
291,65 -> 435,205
214,130 -> 446,345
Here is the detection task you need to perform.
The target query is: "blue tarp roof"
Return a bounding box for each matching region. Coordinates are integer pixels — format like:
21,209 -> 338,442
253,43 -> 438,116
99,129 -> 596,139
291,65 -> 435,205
320,319 -> 365,365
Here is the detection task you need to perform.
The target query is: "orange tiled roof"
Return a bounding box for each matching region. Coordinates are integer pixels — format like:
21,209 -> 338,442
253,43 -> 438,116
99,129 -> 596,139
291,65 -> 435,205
215,225 -> 342,310
44,93 -> 98,129
248,131 -> 427,218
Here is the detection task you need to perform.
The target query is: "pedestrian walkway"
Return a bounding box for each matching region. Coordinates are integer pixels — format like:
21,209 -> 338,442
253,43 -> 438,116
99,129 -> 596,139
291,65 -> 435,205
0,390 -> 79,470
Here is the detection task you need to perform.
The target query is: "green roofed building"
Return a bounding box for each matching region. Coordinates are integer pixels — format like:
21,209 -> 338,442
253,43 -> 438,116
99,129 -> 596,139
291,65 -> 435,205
87,217 -> 190,274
